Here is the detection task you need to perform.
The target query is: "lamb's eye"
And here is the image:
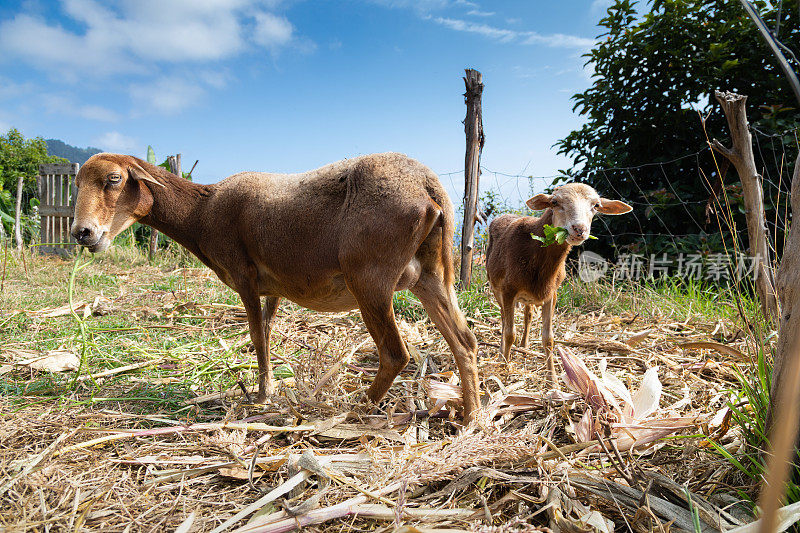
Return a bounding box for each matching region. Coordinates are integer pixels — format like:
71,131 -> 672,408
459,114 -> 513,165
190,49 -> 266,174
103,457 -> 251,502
551,199 -> 558,207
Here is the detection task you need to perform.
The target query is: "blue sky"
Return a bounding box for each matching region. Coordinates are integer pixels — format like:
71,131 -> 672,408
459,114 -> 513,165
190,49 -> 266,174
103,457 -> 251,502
0,0 -> 612,204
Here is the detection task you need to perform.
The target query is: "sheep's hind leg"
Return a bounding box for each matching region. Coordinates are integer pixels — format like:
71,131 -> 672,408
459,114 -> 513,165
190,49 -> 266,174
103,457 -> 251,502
411,274 -> 480,424
498,292 -> 516,365
520,304 -> 533,348
542,296 -> 557,387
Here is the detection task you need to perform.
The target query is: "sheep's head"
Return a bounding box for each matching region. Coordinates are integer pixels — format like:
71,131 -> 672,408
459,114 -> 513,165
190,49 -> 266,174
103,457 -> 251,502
70,153 -> 164,252
526,183 -> 632,245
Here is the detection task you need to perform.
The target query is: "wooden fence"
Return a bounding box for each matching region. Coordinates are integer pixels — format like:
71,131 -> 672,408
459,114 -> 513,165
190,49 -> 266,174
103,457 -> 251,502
37,163 -> 79,256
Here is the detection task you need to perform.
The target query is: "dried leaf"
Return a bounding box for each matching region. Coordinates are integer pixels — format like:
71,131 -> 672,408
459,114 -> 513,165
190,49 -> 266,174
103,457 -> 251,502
423,379 -> 463,402
219,466 -> 267,480
628,366 -> 661,421
0,349 -> 80,374
625,328 -> 654,347
680,341 -> 746,359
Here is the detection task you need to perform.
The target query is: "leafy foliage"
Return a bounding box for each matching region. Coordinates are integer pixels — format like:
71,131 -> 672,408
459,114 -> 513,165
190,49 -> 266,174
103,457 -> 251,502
0,128 -> 66,239
531,225 -> 569,246
531,225 -> 598,246
556,0 -> 800,258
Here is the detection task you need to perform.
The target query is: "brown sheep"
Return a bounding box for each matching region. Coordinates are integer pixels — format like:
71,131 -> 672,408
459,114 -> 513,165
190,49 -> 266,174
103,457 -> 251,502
486,183 -> 632,384
70,152 -> 481,422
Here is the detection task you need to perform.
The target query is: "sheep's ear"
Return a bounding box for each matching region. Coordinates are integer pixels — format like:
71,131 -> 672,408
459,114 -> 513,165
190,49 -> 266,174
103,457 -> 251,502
597,198 -> 632,215
128,161 -> 165,188
526,194 -> 552,211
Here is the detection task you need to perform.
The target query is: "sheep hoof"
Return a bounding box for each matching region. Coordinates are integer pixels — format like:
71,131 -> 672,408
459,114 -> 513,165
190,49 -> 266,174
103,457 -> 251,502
254,380 -> 275,404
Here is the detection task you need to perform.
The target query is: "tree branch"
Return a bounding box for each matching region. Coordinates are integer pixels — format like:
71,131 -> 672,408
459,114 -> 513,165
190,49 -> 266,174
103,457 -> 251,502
710,139 -> 741,166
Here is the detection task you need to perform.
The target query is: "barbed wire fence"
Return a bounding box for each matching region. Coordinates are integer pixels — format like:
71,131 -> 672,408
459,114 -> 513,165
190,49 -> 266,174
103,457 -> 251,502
443,124 -> 799,287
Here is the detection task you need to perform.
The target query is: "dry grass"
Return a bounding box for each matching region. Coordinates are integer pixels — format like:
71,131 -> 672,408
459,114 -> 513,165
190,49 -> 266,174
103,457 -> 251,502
0,245 -> 764,531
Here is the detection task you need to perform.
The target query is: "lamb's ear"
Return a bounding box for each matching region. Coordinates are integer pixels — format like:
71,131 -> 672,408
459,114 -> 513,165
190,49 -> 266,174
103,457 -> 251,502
128,161 -> 165,188
597,198 -> 632,215
526,194 -> 552,211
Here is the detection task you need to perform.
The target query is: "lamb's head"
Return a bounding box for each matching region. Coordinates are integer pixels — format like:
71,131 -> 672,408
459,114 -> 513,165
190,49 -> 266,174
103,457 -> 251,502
526,183 -> 632,245
70,153 -> 164,253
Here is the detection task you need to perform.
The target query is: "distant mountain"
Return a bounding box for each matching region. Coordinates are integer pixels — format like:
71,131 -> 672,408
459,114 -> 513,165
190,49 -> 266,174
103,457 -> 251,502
45,139 -> 103,165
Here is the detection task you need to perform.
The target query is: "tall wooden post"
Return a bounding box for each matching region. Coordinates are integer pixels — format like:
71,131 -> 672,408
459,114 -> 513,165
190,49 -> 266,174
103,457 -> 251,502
168,154 -> 182,185
147,147 -> 159,261
711,91 -> 779,323
459,68 -> 485,288
13,176 -> 24,252
761,152 -> 800,532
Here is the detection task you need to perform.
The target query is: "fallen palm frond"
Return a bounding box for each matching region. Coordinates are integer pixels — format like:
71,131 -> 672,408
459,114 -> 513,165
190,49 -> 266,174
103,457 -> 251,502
559,345 -> 699,452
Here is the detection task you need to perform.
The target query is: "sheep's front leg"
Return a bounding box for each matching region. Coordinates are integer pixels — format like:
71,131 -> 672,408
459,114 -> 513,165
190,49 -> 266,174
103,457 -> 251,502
541,296 -> 557,386
240,290 -> 272,404
261,296 -> 281,396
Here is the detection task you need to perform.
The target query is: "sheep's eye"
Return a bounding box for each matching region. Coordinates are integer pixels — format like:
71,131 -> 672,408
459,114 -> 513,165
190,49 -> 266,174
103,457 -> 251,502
107,174 -> 121,184
594,202 -> 601,209
551,199 -> 558,207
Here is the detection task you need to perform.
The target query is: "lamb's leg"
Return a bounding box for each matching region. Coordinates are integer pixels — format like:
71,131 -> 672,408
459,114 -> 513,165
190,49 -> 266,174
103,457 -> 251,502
411,274 -> 480,424
260,296 -> 281,397
239,289 -> 271,404
520,304 -> 533,348
542,296 -> 557,386
499,293 -> 516,364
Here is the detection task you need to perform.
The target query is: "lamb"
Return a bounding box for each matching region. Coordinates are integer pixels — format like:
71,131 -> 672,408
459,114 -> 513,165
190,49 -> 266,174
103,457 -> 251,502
485,183 -> 632,384
70,152 -> 481,422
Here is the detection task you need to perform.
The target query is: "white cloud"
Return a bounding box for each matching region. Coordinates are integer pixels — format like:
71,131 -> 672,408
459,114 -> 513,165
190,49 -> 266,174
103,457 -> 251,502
198,70 -> 231,90
93,131 -> 139,153
0,77 -> 37,100
522,32 -> 595,49
466,9 -> 494,17
42,94 -> 120,122
431,17 -> 594,49
0,0 -> 303,78
253,11 -> 293,49
433,17 -> 516,41
0,13 -> 142,79
368,0 -> 450,11
129,77 -> 206,115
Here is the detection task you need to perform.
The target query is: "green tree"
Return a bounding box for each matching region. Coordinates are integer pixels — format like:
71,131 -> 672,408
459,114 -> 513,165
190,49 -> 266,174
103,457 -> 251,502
556,0 -> 800,258
0,128 -> 67,238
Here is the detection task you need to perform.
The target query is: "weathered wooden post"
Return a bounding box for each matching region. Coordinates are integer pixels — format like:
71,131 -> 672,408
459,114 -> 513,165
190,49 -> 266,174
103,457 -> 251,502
13,176 -> 24,252
760,152 -> 800,533
459,68 -> 485,288
147,227 -> 158,260
711,91 -> 779,323
168,154 -> 182,182
147,146 -> 159,261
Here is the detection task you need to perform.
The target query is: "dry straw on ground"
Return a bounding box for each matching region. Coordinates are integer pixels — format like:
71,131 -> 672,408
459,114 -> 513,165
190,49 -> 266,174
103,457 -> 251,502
0,254 -> 766,531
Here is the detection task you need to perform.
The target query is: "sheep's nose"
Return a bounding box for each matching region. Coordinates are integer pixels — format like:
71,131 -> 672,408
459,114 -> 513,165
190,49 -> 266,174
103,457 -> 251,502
571,224 -> 588,237
71,224 -> 94,244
